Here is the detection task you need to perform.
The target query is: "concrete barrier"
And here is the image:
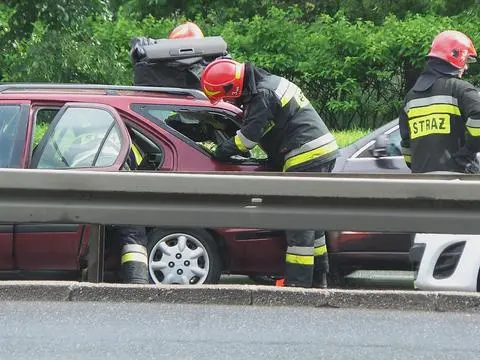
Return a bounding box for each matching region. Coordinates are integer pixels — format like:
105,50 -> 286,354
1,281 -> 480,313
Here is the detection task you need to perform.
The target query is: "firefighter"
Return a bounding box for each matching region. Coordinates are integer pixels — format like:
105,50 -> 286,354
200,58 -> 339,288
106,136 -> 149,284
399,30 -> 480,174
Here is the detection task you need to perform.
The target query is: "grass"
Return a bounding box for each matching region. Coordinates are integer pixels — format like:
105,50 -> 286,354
332,128 -> 370,148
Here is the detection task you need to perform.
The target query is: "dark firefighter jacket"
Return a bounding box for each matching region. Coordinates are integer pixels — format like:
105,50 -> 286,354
231,63 -> 339,171
399,58 -> 480,173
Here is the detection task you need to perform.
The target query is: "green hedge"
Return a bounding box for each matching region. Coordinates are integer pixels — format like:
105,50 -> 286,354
2,5 -> 480,130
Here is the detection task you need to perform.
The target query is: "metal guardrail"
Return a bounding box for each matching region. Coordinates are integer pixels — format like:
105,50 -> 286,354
0,168 -> 478,282
0,168 -> 478,233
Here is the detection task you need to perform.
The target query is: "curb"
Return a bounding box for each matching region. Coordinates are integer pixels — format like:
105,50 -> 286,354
0,281 -> 480,313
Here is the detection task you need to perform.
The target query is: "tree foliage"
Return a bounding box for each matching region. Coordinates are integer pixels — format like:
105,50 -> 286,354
1,0 -> 480,129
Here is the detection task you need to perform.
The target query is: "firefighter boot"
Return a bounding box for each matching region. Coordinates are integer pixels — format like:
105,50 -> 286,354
121,244 -> 149,284
284,230 -> 315,288
116,226 -> 149,284
312,232 -> 329,289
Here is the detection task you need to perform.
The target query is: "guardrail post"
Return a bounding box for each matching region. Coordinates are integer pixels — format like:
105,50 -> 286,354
87,224 -> 105,283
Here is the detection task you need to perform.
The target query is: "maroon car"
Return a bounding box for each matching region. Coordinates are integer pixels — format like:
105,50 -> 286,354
0,83 -> 411,285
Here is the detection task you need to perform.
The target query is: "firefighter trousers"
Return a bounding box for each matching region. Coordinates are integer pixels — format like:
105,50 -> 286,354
283,159 -> 336,288
106,225 -> 149,284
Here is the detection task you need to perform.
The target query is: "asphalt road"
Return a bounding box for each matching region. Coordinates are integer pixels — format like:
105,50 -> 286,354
0,301 -> 478,360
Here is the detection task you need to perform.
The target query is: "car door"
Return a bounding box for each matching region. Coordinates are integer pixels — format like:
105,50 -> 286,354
0,101 -> 30,270
14,102 -> 131,272
338,124 -> 411,173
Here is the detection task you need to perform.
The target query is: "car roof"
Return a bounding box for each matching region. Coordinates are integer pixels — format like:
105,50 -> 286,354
0,83 -> 206,98
0,83 -> 243,115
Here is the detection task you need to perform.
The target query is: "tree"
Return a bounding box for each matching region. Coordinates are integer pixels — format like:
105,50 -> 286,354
2,0 -> 110,40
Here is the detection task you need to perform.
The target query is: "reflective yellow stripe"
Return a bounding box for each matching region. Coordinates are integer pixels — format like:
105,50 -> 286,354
283,141 -> 338,171
280,83 -> 298,107
235,64 -> 242,79
234,135 -> 249,152
403,154 -> 412,163
121,252 -> 148,265
203,88 -> 221,97
408,115 -> 451,139
313,235 -> 326,247
122,244 -> 147,256
131,143 -> 143,165
407,104 -> 460,118
404,96 -> 458,113
285,133 -> 335,159
467,126 -> 480,137
285,253 -> 314,265
287,246 -> 313,256
314,245 -> 327,256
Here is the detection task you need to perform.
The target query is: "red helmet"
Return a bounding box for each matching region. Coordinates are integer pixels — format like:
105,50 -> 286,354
200,59 -> 245,104
168,21 -> 204,39
428,30 -> 477,68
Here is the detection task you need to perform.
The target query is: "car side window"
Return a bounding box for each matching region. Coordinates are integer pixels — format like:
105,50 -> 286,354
357,127 -> 402,158
146,108 -> 237,151
0,104 -> 27,167
122,123 -> 165,171
132,105 -> 267,159
33,108 -> 60,148
386,129 -> 402,156
32,107 -> 123,169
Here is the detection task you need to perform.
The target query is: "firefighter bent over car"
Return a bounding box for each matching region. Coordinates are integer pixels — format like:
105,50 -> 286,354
399,30 -> 480,174
200,58 -> 339,288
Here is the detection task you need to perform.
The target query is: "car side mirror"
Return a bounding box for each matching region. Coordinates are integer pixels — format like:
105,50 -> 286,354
371,134 -> 389,158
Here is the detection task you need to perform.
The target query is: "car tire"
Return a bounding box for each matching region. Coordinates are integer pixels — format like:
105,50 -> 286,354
147,228 -> 222,285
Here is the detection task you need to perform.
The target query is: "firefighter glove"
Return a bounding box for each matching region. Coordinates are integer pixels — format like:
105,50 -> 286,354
214,138 -> 247,161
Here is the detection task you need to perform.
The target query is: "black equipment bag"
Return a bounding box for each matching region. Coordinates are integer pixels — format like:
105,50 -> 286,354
130,36 -> 228,89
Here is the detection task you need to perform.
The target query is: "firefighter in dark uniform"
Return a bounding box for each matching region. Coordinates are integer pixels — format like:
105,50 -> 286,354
105,136 -> 149,284
200,58 -> 339,288
399,30 -> 480,174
